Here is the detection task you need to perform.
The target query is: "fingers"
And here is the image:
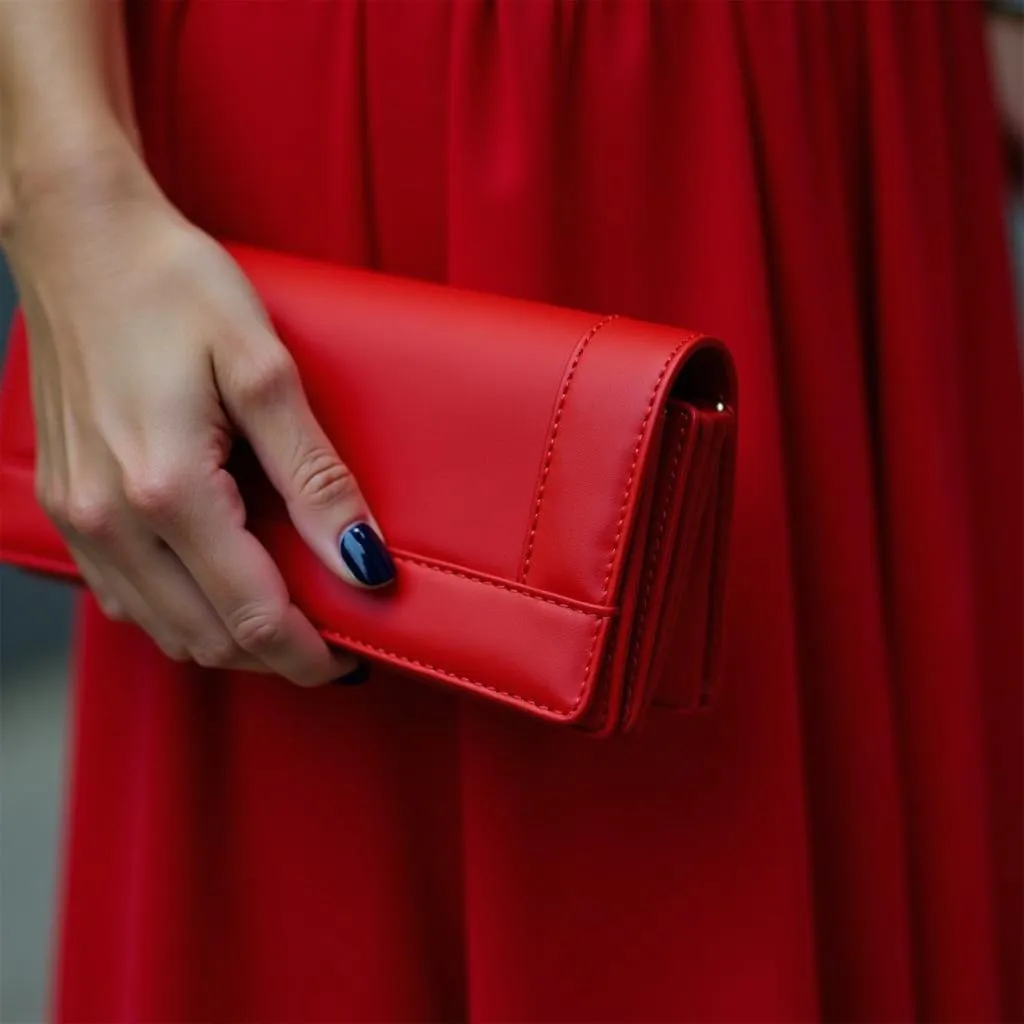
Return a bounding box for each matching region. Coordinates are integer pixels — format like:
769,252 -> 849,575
63,519 -> 188,660
67,545 -> 132,625
215,336 -> 396,590
61,513 -> 274,672
42,437 -> 357,683
41,404 -> 270,672
100,532 -> 281,674
125,544 -> 267,671
50,483 -> 283,675
126,460 -> 358,685
21,228 -> 364,686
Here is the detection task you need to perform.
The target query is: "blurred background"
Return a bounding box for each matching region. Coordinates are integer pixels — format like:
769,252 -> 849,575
0,11 -> 1022,1022
0,256 -> 75,1020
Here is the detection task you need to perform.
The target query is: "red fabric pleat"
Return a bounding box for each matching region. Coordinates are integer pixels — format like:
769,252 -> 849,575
53,2 -> 1021,1021
733,3 -> 917,1018
859,4 -> 1013,1019
938,7 -> 1024,1018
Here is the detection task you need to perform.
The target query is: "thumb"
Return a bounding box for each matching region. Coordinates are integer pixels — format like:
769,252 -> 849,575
219,343 -> 396,590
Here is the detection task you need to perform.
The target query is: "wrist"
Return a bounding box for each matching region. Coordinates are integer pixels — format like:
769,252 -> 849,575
0,124 -> 159,250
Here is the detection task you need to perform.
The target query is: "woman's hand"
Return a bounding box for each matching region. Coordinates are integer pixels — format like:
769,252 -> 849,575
3,152 -> 389,685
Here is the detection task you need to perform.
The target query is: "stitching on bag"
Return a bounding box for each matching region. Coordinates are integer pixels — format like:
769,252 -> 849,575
400,334 -> 690,718
620,409 -> 690,720
586,338 -> 693,727
599,337 -> 692,601
317,336 -> 689,719
593,618 -> 621,730
518,315 -> 618,582
390,552 -> 613,617
318,557 -> 607,717
316,622 -> 594,717
574,616 -> 607,713
3,333 -> 695,719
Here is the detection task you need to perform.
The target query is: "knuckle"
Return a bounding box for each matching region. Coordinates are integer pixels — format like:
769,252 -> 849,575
36,479 -> 65,526
124,471 -> 188,522
293,449 -> 358,511
228,603 -> 288,654
156,639 -> 191,663
65,492 -> 120,540
191,636 -> 239,670
233,350 -> 299,410
96,594 -> 130,622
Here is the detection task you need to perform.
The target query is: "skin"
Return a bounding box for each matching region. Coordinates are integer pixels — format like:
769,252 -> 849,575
1,2 -> 1017,686
986,8 -> 1023,185
0,0 -> 381,686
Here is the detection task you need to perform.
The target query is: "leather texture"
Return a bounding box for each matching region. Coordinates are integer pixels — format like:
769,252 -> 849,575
0,244 -> 736,734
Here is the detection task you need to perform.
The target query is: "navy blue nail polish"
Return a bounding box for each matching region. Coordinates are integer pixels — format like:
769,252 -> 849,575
332,662 -> 371,686
339,522 -> 396,588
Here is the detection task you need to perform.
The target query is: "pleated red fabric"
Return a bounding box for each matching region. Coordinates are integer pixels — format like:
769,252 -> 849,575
54,2 -> 1022,1021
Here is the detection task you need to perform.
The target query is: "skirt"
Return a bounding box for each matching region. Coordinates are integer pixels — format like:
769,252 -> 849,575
56,2 -> 1022,1020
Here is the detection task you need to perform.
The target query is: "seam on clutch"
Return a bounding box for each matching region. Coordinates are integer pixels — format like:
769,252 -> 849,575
316,621 -> 605,718
411,332 -> 692,718
0,462 -> 606,620
584,338 -> 692,727
598,337 -> 692,602
518,314 -> 618,583
620,409 -> 690,719
2,336 -> 695,721
390,551 -> 614,617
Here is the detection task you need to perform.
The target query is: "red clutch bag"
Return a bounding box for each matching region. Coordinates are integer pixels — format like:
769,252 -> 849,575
0,245 -> 736,735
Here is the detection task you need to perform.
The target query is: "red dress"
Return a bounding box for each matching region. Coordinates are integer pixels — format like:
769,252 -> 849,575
56,2 -> 1022,1021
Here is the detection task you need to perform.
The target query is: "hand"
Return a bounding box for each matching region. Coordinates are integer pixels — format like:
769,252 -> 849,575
3,156 -> 392,685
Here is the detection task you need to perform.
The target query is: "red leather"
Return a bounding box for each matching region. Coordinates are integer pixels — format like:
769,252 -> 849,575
0,244 -> 736,734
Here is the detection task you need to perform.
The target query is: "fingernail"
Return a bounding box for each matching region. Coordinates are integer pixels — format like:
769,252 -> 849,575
332,662 -> 371,686
339,522 -> 396,588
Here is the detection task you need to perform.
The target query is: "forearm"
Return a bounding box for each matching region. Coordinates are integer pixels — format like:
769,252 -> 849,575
0,0 -> 151,241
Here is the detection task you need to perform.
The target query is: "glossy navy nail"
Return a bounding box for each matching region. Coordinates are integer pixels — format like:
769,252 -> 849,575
339,522 -> 396,588
332,662 -> 371,686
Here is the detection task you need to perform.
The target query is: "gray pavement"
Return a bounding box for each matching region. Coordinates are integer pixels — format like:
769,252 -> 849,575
0,571 -> 73,1024
0,256 -> 74,1024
